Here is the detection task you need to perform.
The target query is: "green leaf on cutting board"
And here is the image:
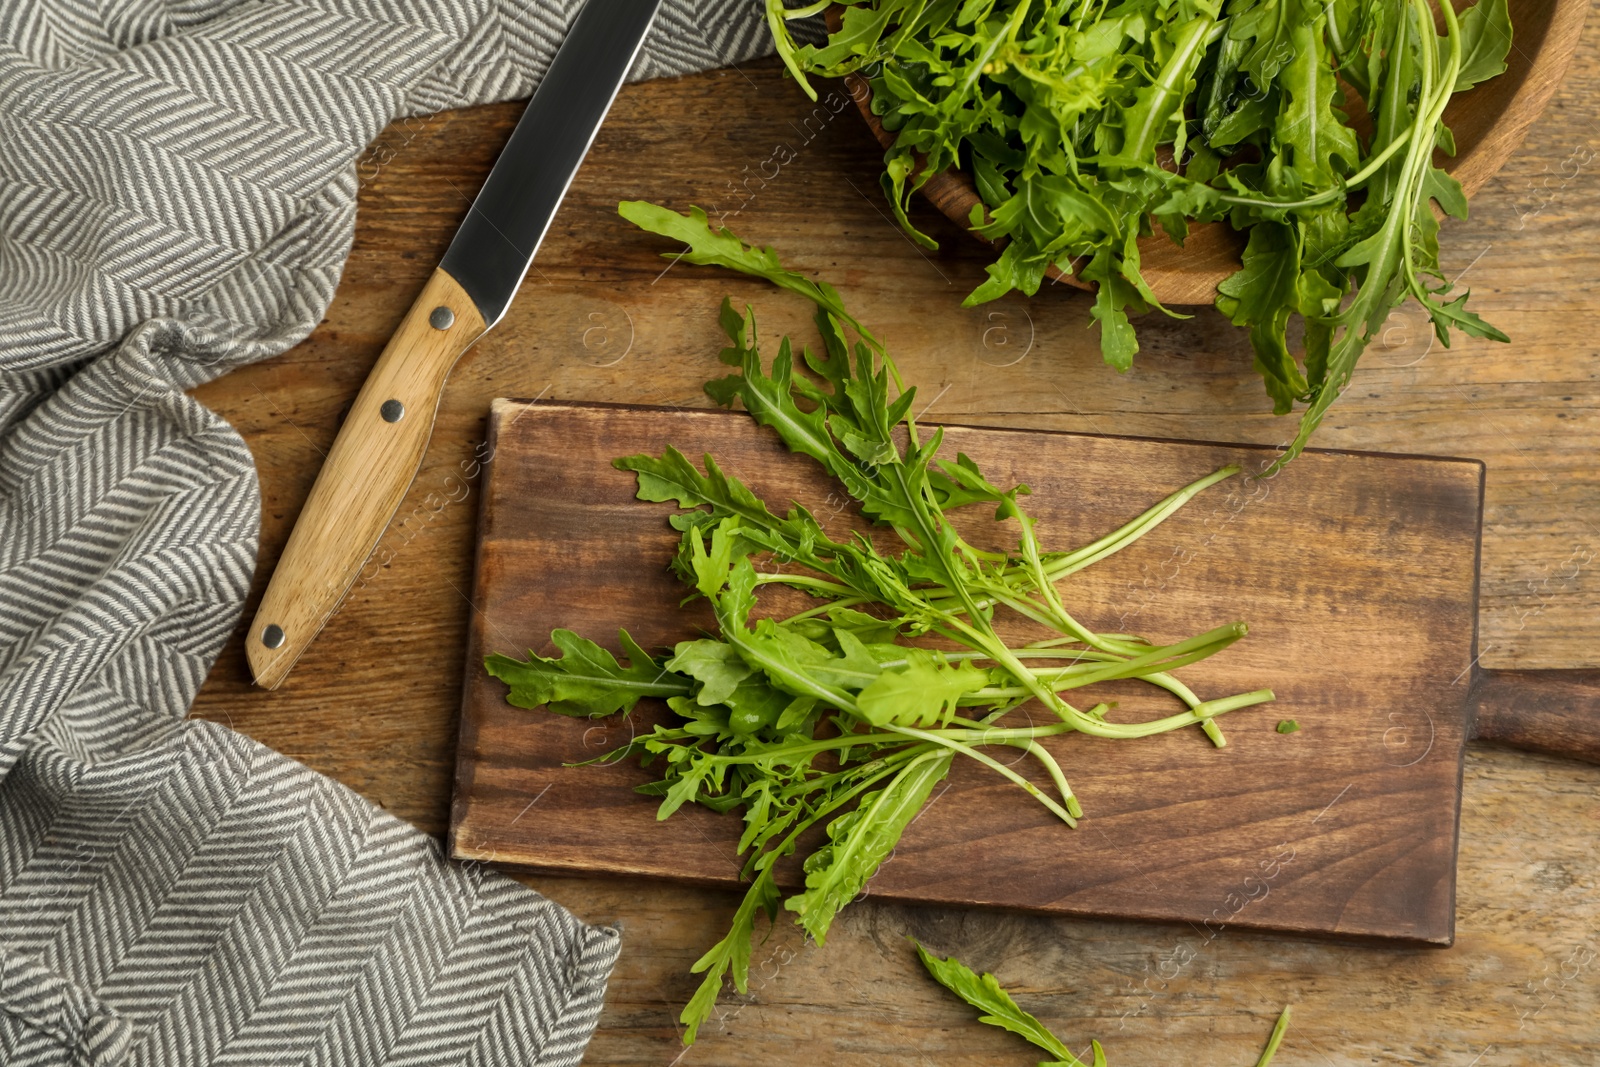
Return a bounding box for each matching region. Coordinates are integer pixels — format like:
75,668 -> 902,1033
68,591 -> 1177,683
854,648 -> 990,728
485,629 -> 689,716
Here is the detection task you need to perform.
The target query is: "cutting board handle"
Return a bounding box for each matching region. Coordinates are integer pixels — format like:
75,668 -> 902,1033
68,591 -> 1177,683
1469,668 -> 1600,764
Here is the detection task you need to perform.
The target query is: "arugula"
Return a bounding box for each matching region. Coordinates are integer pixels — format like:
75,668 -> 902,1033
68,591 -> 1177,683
915,940 -> 1104,1066
914,939 -> 1294,1065
767,0 -> 1513,463
485,629 -> 687,715
490,204 -> 1273,1043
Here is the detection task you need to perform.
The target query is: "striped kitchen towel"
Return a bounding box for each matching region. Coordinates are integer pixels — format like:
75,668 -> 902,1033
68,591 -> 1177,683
0,2 -> 804,1063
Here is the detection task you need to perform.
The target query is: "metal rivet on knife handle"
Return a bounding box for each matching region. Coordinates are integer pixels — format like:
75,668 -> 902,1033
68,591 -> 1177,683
261,624 -> 286,649
380,399 -> 405,423
429,306 -> 455,330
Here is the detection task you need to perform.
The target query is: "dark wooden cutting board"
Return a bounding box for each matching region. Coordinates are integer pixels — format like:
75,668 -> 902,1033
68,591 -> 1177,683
450,399 -> 1485,944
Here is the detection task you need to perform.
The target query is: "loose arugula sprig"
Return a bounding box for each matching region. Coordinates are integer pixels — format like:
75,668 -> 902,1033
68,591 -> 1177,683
768,0 -> 1512,463
914,940 -> 1293,1066
487,203 -> 1273,1044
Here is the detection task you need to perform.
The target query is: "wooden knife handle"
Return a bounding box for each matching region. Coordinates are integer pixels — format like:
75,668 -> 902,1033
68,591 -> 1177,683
1468,668 -> 1600,764
247,267 -> 486,688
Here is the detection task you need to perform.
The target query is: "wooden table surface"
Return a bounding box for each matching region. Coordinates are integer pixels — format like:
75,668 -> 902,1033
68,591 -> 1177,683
192,22 -> 1600,1067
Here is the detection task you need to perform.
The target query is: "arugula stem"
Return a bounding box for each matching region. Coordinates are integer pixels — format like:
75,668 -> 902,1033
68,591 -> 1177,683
1190,688 -> 1277,719
1016,505 -> 1100,664
1042,464 -> 1240,578
958,651 -> 1247,747
764,0 -> 815,101
754,573 -> 860,597
1256,1005 -> 1293,1067
1322,1 -> 1346,54
1046,623 -> 1249,686
1400,0 -> 1463,304
935,613 -> 1108,734
782,595 -> 871,621
1397,0 -> 1439,299
782,0 -> 831,17
972,582 -> 1136,655
1016,738 -> 1081,817
1035,679 -> 1272,740
979,643 -> 1241,692
1217,120 -> 1417,211
936,724 -> 1076,741
913,464 -> 1239,639
884,723 -> 1079,825
1023,650 -> 1230,746
712,732 -> 912,764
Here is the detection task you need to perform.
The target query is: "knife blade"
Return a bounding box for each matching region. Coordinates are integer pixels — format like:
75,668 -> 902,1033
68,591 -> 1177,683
247,0 -> 663,688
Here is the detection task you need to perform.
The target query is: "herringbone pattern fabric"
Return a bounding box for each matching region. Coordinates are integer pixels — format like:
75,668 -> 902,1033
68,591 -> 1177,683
0,1 -> 800,1063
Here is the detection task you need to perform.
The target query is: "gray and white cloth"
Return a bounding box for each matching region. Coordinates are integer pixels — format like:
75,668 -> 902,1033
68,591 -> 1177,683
0,2 -> 788,1063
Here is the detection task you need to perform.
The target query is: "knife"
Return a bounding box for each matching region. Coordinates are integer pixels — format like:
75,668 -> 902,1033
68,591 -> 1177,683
247,0 -> 664,688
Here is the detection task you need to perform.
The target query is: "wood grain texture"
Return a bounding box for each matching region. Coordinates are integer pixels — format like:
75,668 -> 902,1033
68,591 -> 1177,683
248,266 -> 485,688
188,26 -> 1600,1064
453,401 -> 1485,944
1471,668 -> 1600,761
847,0 -> 1591,304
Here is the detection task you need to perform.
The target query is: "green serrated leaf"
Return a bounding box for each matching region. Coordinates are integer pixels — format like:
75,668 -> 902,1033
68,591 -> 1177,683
786,751 -> 952,943
1273,15 -> 1360,192
912,940 -> 1086,1065
619,201 -> 879,349
680,867 -> 780,1043
485,629 -> 689,716
856,648 -> 990,727
667,638 -> 754,706
1080,248 -> 1142,371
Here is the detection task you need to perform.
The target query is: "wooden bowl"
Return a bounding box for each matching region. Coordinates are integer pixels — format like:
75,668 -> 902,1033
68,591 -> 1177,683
844,0 -> 1589,304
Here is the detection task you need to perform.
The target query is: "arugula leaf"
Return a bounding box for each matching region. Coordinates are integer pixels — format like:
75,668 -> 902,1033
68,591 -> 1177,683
1080,247 -> 1145,371
788,750 -> 953,943
1235,0 -> 1510,465
485,629 -> 688,716
913,940 -> 1096,1066
855,648 -> 990,727
1215,223 -> 1307,413
619,200 -> 880,351
1274,15 -> 1360,194
916,939 -> 1295,1066
667,639 -> 755,706
1453,0 -> 1512,90
620,446 -> 782,529
1117,14 -> 1218,163
681,867 -> 779,1043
